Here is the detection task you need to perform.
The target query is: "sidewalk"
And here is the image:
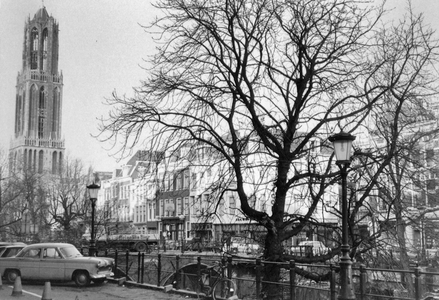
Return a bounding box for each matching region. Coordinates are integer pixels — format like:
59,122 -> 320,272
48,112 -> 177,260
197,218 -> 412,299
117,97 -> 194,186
0,280 -> 190,300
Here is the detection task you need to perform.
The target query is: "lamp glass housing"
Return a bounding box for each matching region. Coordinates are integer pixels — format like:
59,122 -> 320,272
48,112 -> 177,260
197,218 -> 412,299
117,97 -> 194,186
87,183 -> 100,199
333,139 -> 354,162
329,131 -> 356,163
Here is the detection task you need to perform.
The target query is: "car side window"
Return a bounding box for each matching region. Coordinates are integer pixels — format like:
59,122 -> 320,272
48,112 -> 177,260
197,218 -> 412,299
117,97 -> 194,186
6,248 -> 21,257
22,249 -> 41,258
43,248 -> 61,259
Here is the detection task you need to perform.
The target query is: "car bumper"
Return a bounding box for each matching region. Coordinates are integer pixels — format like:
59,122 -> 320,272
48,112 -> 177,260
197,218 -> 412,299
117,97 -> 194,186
90,272 -> 114,279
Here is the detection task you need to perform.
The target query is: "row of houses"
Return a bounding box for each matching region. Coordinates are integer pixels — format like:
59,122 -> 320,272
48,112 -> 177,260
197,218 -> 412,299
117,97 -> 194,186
92,134 -> 358,251
95,148 -> 268,248
91,128 -> 439,256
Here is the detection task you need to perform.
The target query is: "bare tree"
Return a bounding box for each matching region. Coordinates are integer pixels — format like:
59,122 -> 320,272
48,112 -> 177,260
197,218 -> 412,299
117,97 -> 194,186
0,149 -> 27,240
5,162 -> 48,243
99,0 -> 439,298
46,157 -> 90,245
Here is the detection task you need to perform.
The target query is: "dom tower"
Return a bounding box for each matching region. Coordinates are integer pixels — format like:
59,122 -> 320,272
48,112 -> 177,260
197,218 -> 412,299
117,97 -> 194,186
10,6 -> 65,174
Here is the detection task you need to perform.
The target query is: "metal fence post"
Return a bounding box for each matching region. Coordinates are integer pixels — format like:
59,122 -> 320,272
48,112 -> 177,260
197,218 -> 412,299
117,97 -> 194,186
141,252 -> 145,284
359,264 -> 366,300
221,257 -> 226,279
415,267 -> 422,300
137,252 -> 141,283
125,250 -> 129,280
197,256 -> 202,293
114,250 -> 118,277
157,254 -> 162,287
227,256 -> 233,280
289,260 -> 296,300
175,255 -> 180,290
330,264 -> 337,300
256,259 -> 261,300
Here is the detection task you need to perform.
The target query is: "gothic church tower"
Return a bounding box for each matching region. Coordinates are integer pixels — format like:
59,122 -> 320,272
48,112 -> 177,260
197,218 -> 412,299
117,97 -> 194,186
10,6 -> 65,174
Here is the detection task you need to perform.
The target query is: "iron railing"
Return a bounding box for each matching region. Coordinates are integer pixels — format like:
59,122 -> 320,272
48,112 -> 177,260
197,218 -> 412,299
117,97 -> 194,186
90,249 -> 439,300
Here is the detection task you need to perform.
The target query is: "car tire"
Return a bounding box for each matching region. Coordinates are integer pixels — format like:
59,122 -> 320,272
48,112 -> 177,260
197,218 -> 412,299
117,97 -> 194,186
74,270 -> 91,287
5,269 -> 20,283
135,242 -> 147,252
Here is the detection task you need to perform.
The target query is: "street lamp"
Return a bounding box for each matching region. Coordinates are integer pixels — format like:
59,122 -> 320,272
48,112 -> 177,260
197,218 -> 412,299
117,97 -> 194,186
87,182 -> 100,257
329,131 -> 356,300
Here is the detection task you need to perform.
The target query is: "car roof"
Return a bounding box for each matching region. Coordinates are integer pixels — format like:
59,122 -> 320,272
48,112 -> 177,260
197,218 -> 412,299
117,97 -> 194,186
0,242 -> 26,246
23,243 -> 74,248
0,245 -> 25,249
300,241 -> 321,244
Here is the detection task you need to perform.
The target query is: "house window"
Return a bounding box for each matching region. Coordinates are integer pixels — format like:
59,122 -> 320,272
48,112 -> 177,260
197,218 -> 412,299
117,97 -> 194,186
219,199 -> 224,216
170,174 -> 175,191
191,173 -> 197,189
177,198 -> 182,215
186,222 -> 191,238
159,199 -> 164,216
149,203 -> 153,220
170,199 -> 175,216
184,197 -> 189,216
176,172 -> 182,190
165,199 -> 170,216
189,196 -> 195,215
229,196 -> 236,215
184,170 -> 189,189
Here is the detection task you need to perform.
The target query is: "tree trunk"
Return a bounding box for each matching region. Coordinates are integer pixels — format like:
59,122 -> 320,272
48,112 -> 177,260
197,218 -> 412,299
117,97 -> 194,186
262,230 -> 284,300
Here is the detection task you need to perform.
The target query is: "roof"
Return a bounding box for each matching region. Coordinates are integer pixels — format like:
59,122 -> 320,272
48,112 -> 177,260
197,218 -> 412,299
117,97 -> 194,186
34,6 -> 50,21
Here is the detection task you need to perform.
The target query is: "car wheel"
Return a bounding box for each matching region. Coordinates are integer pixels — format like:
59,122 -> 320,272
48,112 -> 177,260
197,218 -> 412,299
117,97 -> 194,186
5,269 -> 19,283
135,242 -> 147,252
74,270 -> 91,287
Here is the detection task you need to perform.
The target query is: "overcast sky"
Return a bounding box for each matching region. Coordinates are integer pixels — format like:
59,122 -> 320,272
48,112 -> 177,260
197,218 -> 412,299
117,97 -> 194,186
1,0 -> 439,172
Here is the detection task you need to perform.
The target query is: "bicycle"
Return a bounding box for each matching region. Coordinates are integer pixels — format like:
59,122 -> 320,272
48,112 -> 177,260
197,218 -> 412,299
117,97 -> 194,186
198,261 -> 238,300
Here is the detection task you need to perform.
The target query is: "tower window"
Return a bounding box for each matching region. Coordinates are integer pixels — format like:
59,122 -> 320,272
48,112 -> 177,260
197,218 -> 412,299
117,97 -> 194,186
52,88 -> 60,136
42,29 -> 48,71
38,87 -> 46,139
42,29 -> 48,52
31,28 -> 39,70
29,85 -> 38,134
39,87 -> 46,109
38,150 -> 44,174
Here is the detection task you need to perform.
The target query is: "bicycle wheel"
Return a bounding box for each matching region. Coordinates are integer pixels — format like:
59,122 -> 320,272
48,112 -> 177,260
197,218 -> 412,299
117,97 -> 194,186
212,278 -> 237,300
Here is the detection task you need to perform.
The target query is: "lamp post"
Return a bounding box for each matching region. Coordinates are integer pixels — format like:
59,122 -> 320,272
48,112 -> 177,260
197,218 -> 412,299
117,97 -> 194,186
329,131 -> 356,300
87,182 -> 100,257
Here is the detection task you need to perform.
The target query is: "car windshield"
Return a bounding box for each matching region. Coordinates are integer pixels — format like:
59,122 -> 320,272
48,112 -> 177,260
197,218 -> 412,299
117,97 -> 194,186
59,245 -> 82,258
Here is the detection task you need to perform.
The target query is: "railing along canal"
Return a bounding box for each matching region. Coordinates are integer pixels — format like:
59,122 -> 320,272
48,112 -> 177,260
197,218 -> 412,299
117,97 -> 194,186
88,249 -> 439,300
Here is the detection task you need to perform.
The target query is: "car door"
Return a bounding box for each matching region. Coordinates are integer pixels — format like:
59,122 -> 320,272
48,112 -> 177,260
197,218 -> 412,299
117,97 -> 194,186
41,247 -> 65,280
17,248 -> 41,279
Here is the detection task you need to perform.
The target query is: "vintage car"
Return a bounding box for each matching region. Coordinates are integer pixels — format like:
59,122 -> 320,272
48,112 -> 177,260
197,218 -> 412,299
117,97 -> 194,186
0,243 -> 114,286
229,237 -> 261,255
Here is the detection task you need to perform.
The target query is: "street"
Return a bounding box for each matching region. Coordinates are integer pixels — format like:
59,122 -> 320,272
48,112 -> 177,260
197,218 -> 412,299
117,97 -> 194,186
0,281 -> 189,300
